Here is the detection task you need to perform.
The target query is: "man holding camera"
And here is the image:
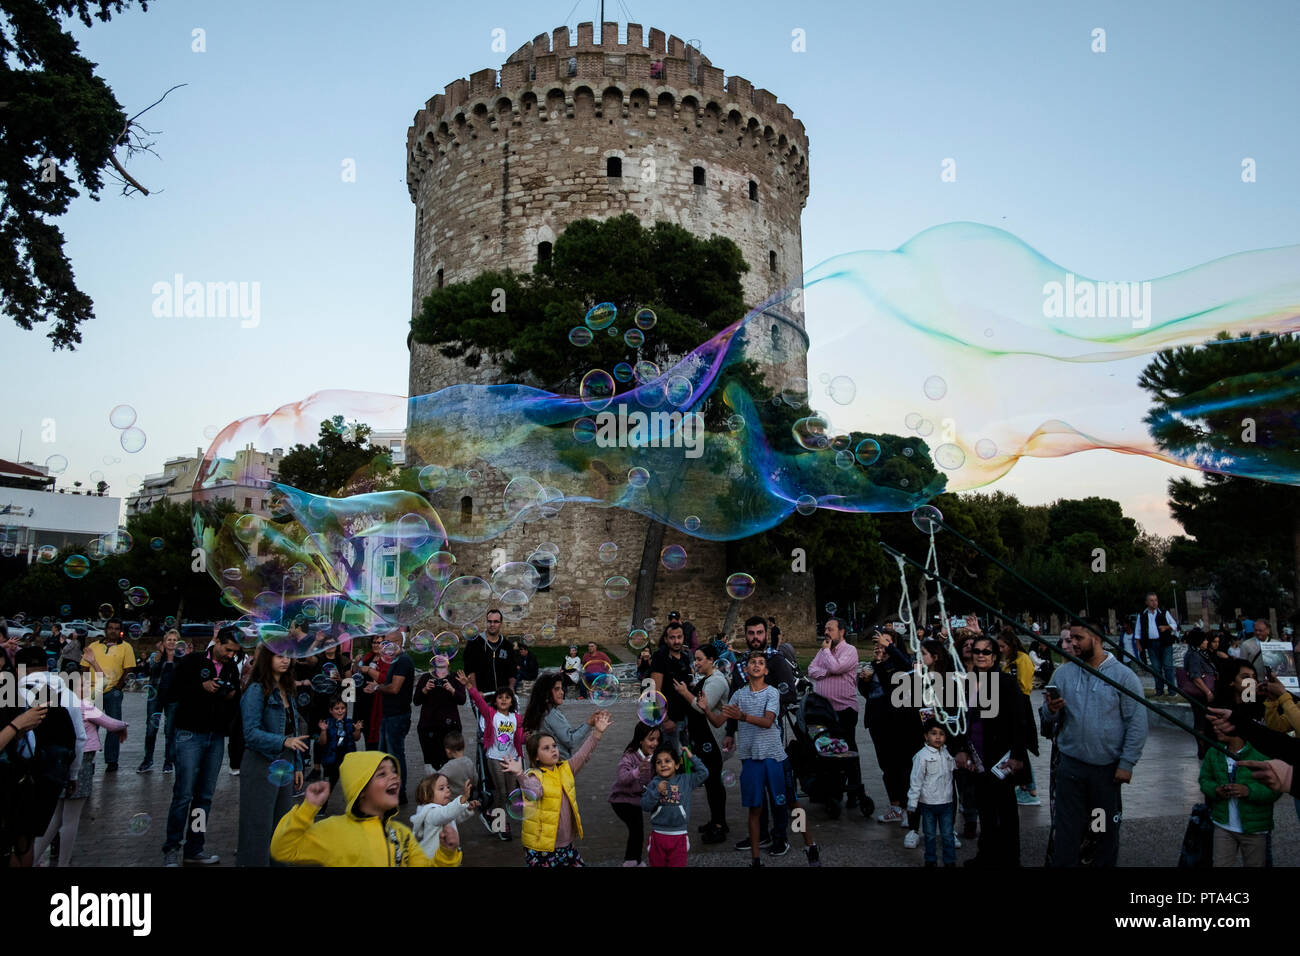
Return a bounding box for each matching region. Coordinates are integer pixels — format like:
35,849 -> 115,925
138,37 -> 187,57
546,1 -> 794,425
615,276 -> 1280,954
161,626 -> 241,866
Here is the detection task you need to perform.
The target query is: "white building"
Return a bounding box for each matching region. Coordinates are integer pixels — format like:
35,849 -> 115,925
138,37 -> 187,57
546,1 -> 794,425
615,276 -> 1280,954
0,459 -> 121,560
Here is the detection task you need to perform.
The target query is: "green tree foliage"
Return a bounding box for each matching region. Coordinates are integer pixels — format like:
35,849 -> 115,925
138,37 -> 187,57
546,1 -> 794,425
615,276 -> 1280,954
276,416 -> 395,497
411,214 -> 748,391
1,0 -> 149,348
1140,332 -> 1300,611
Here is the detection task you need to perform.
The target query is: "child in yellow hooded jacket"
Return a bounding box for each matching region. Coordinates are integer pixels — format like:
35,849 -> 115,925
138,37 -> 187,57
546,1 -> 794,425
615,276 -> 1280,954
271,751 -> 459,866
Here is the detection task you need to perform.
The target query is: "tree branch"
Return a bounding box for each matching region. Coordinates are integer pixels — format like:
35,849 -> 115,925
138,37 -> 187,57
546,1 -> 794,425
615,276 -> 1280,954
109,83 -> 187,197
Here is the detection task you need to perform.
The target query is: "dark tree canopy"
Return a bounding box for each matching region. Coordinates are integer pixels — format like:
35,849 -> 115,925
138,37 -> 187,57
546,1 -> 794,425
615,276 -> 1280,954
0,0 -> 149,348
276,416 -> 395,498
411,214 -> 749,391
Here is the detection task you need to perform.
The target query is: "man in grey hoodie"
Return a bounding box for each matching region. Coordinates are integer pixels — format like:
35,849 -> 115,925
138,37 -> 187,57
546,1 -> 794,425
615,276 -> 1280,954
1041,618 -> 1148,867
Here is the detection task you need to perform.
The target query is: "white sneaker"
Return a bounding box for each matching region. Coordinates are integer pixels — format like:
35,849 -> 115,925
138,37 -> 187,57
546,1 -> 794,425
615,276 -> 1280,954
903,830 -> 920,849
230,769 -> 240,777
954,835 -> 962,848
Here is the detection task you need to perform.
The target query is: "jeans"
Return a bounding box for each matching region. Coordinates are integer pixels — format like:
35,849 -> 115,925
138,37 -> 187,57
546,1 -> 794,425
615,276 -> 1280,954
164,732 -> 225,856
379,713 -> 412,797
919,801 -> 956,864
101,689 -> 124,764
143,700 -> 177,765
1150,645 -> 1175,695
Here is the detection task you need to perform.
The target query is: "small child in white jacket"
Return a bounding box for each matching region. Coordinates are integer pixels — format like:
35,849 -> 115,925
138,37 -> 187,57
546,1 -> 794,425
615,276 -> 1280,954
906,719 -> 957,867
411,773 -> 480,865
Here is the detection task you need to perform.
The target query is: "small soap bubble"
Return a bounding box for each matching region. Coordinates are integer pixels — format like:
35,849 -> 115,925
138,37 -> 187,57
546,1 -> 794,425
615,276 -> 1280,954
149,537 -> 164,551
666,376 -> 693,407
916,419 -> 934,437
540,623 -> 556,640
580,369 -> 616,411
633,360 -> 660,383
624,328 -> 645,348
589,672 -> 619,704
418,464 -> 448,491
659,545 -> 687,571
855,438 -> 881,465
683,515 -> 701,532
97,603 -> 114,619
725,573 -> 755,600
572,418 -> 597,443
36,545 -> 58,564
912,505 -> 944,534
722,770 -> 738,788
109,404 -> 136,429
584,302 -> 617,331
267,760 -> 295,787
613,362 -> 634,383
637,691 -> 668,727
604,575 -> 631,599
120,427 -> 147,453
410,630 -> 434,653
826,602 -> 838,614
627,467 -> 650,488
905,412 -> 922,430
634,308 -> 656,330
923,375 -> 948,401
127,813 -> 152,836
795,494 -> 817,516
627,629 -> 649,651
598,542 -> 618,564
827,375 -> 856,404
935,443 -> 967,470
568,326 -> 594,347
976,438 -> 998,460
433,632 -> 459,660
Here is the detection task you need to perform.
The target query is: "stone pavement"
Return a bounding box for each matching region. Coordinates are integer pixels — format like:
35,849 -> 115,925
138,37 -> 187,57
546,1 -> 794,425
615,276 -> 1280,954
59,686 -> 1299,868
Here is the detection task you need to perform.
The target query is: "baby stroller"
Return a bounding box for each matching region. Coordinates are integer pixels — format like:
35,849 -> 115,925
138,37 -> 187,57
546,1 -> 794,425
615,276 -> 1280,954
785,691 -> 873,820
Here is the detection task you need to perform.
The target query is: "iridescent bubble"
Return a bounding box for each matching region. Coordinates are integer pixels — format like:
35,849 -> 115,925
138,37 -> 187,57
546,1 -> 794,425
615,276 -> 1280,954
725,572 -> 756,600
726,414 -> 745,432
109,404 -> 136,429
581,658 -> 612,690
584,302 -> 617,331
627,467 -> 650,488
835,450 -> 855,469
604,575 -> 630,599
568,326 -> 594,347
233,513 -> 261,544
637,690 -> 668,727
410,629 -> 434,653
825,602 -> 838,615
149,537 -> 164,551
424,550 -> 457,586
125,586 -> 150,607
572,418 -> 597,443
818,372 -> 831,384
221,567 -> 242,582
128,622 -> 143,639
492,562 -> 541,598
557,596 -> 572,610
634,308 -> 656,330
916,419 -> 934,437
633,360 -> 660,384
935,443 -> 967,470
659,544 -> 687,571
666,376 -> 693,407
683,515 -> 701,532
89,470 -> 105,485
462,622 -> 480,640
127,813 -> 152,836
613,362 -> 634,383
506,787 -> 539,822
43,453 -> 70,477
540,623 -> 556,640
902,447 -> 915,457
624,328 -> 645,348
827,375 -> 856,404
854,438 -> 882,465
589,672 -> 619,704
983,327 -> 994,337
418,464 -> 448,491
792,416 -> 830,450
380,642 -> 398,662
396,512 -> 434,546
795,494 -> 817,516
527,549 -> 557,572
830,434 -> 851,452
203,424 -> 219,439
722,770 -> 738,788
221,585 -> 242,605
97,603 -> 114,619
520,632 -> 535,647
976,438 -> 998,460
627,629 -> 649,651
59,604 -> 71,616
537,541 -> 560,556
120,427 -> 147,454
437,576 -> 493,626
598,541 -> 619,564
905,412 -> 922,430
504,476 -> 545,518
267,759 -> 295,787
433,631 -> 460,659
465,468 -> 482,482
781,378 -> 809,407
912,504 -> 944,534
579,369 -> 616,411
36,545 -> 58,564
310,674 -> 337,695
642,618 -> 656,630
923,375 -> 948,401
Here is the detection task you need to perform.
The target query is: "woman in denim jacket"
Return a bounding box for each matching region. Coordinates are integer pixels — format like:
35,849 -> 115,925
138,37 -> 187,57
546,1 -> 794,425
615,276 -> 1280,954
238,646 -> 310,866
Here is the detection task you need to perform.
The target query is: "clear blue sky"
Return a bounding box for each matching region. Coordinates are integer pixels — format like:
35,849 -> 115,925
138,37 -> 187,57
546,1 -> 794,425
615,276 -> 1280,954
3,0 -> 1297,536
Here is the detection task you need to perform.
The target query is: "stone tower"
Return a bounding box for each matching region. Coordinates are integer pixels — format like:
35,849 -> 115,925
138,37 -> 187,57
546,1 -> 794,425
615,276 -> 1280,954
405,22 -> 817,648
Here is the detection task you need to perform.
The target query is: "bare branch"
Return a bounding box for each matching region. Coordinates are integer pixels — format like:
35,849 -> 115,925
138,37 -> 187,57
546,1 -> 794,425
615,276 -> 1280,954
108,84 -> 188,197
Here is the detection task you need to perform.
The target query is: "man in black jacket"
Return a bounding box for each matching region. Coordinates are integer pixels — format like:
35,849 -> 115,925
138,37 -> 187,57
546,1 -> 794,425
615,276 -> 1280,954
161,626 -> 240,867
953,633 -> 1030,867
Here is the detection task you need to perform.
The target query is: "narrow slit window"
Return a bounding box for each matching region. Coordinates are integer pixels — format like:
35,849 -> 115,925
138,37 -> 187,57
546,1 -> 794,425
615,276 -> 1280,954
606,156 -> 622,177
436,268 -> 444,289
769,250 -> 777,271
538,241 -> 552,264
749,180 -> 758,201
460,496 -> 473,525
693,165 -> 705,186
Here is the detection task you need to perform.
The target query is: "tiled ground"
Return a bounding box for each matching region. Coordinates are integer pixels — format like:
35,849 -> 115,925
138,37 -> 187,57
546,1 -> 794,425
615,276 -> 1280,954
55,683 -> 1296,868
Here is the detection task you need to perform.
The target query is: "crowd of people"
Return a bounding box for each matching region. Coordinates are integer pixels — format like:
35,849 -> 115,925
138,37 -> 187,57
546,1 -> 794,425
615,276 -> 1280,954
1,591 -> 1297,868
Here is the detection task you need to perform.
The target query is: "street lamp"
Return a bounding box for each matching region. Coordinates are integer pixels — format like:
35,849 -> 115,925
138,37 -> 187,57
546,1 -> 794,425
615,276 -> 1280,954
1170,580 -> 1178,624
1082,580 -> 1091,617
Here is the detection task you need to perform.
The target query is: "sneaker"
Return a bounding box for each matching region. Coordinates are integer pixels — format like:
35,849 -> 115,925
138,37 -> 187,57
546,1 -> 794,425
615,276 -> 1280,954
749,858 -> 763,868
104,763 -> 118,773
805,844 -> 821,867
735,835 -> 772,851
136,760 -> 154,774
163,850 -> 181,868
230,769 -> 240,777
954,835 -> 962,848
183,851 -> 220,864
876,805 -> 904,824
769,838 -> 790,857
1016,790 -> 1042,806
162,762 -> 175,774
903,830 -> 920,849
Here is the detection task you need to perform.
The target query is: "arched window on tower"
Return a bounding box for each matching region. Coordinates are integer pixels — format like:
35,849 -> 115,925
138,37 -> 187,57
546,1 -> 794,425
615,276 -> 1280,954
769,250 -> 777,272
538,241 -> 552,265
460,496 -> 473,526
606,157 -> 622,178
749,180 -> 758,202
436,268 -> 444,289
693,165 -> 705,187
770,323 -> 781,352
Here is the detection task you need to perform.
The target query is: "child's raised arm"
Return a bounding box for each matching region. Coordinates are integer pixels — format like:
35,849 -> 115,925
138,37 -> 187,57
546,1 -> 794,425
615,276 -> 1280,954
270,782 -> 332,865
